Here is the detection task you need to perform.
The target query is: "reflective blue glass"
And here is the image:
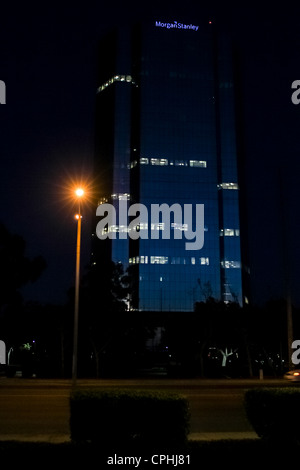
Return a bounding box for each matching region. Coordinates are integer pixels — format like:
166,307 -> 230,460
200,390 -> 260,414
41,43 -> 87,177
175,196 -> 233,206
94,20 -> 243,311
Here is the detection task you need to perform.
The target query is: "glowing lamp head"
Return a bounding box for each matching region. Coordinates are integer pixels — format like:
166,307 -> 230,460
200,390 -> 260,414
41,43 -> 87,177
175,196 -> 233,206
75,188 -> 84,197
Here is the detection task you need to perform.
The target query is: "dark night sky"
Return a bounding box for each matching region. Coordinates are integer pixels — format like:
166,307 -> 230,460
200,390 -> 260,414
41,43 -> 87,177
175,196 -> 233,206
0,1 -> 300,308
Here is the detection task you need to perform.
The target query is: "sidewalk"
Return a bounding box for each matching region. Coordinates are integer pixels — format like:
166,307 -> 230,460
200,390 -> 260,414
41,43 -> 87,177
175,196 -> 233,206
0,431 -> 258,443
0,433 -> 70,443
189,431 -> 258,441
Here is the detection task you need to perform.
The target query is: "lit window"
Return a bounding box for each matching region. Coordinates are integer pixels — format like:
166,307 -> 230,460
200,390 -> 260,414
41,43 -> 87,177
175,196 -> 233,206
101,225 -> 129,236
151,222 -> 165,230
129,256 -> 149,264
96,74 -> 136,93
111,193 -> 131,200
171,222 -> 188,231
220,228 -> 240,237
98,197 -> 109,205
189,160 -> 207,168
150,256 -> 168,264
217,183 -> 239,190
150,158 -> 168,166
220,229 -> 233,236
221,260 -> 241,269
140,158 -> 149,165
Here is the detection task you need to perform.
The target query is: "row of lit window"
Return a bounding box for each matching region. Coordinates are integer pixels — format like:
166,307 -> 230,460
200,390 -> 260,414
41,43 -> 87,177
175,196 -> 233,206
129,256 -> 241,268
100,184 -> 238,206
129,256 -> 210,265
96,75 -> 136,93
97,219 -> 238,238
101,225 -> 239,234
100,223 -> 188,235
129,158 -> 207,168
104,191 -> 240,204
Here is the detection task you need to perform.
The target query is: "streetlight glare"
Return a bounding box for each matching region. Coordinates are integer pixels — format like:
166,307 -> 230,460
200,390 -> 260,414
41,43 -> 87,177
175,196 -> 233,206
75,188 -> 84,197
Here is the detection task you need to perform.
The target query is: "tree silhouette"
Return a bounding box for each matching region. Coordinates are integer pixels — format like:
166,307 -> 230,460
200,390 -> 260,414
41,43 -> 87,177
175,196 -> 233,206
0,223 -> 46,374
0,223 -> 46,312
76,260 -> 129,377
0,223 -> 46,343
163,299 -> 252,377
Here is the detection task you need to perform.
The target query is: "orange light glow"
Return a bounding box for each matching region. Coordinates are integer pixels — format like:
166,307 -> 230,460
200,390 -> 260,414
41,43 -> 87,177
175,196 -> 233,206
75,188 -> 84,197
51,173 -> 97,219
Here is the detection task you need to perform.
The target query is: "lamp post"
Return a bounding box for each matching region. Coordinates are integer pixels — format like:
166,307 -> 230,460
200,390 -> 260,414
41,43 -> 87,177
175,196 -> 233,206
72,188 -> 84,387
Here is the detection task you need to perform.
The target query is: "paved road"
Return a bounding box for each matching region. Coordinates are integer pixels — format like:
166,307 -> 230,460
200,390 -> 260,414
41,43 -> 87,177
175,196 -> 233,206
0,377 -> 291,442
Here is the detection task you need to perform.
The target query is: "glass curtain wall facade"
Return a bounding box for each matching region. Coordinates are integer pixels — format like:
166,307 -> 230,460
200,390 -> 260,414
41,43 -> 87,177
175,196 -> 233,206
94,19 -> 243,312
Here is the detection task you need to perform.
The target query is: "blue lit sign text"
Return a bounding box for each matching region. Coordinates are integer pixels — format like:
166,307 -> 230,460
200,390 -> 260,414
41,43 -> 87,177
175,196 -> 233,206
155,20 -> 199,31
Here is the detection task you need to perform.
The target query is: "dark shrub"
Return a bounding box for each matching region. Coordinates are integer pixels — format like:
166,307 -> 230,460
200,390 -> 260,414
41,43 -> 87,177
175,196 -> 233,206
245,387 -> 300,444
70,388 -> 190,450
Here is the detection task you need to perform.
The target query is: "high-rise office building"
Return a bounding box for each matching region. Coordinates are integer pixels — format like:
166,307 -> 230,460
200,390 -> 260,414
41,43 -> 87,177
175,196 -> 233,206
93,18 -> 243,312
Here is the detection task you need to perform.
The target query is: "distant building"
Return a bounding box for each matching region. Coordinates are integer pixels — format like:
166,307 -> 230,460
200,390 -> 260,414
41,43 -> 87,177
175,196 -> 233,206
93,19 -> 244,311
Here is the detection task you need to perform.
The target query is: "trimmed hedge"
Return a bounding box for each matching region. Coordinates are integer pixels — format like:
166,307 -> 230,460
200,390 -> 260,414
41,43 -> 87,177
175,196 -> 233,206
70,388 -> 190,449
245,387 -> 300,444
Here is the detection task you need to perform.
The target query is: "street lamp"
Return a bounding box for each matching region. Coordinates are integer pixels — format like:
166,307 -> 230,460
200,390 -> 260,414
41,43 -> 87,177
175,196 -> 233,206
72,187 -> 84,386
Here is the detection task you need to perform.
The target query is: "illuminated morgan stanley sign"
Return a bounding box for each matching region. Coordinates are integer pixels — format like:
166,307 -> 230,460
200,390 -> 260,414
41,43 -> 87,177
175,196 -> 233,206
155,20 -> 199,31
